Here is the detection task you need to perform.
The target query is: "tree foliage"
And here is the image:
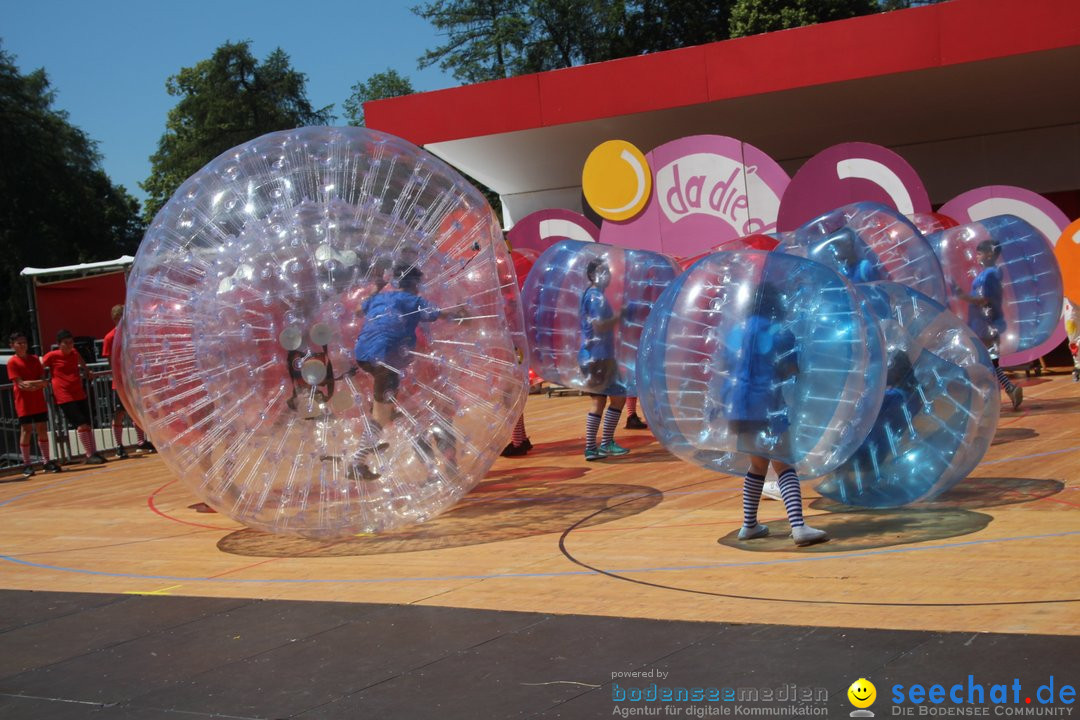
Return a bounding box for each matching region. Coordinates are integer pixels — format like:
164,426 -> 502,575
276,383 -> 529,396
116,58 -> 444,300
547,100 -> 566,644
412,1 -> 947,81
0,44 -> 143,339
730,0 -> 879,37
343,69 -> 416,127
142,41 -> 332,222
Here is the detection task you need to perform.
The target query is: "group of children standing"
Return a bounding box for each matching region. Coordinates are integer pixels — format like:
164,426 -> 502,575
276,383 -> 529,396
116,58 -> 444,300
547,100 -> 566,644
7,305 -> 153,478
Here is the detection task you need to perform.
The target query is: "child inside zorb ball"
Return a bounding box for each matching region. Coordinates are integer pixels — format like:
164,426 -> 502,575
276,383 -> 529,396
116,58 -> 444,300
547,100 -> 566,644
120,127 -> 526,539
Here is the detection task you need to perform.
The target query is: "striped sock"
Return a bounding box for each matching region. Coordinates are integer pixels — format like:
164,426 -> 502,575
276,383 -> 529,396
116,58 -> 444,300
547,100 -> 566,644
742,471 -> 766,528
37,437 -> 50,462
20,444 -> 31,464
777,469 -> 805,528
602,406 -> 622,445
626,397 -> 638,414
113,423 -> 124,447
77,428 -> 96,458
585,412 -> 602,452
135,425 -> 146,444
995,367 -> 1015,392
512,415 -> 527,446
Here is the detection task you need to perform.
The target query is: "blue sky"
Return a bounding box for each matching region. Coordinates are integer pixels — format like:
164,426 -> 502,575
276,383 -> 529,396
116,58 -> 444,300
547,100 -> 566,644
3,0 -> 456,206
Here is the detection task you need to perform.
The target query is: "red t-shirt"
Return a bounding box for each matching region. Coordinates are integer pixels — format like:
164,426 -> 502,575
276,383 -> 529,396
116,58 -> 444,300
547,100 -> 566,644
102,327 -> 117,389
41,349 -> 86,404
6,354 -> 48,417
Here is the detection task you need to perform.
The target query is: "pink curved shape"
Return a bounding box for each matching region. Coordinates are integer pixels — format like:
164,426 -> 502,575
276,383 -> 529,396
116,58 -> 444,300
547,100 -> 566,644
599,135 -> 790,258
778,142 -> 931,232
507,209 -> 599,253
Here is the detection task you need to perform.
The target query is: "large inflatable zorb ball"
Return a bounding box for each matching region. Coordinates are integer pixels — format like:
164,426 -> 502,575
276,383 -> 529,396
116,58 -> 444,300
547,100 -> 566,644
121,127 -> 526,538
778,202 -> 948,305
815,283 -> 1000,507
637,250 -> 886,478
927,215 -> 1064,357
521,240 -> 679,395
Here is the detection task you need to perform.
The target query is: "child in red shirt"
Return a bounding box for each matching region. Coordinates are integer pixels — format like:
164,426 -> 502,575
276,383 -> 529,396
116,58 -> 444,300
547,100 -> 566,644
7,332 -> 62,477
102,305 -> 153,457
42,329 -> 106,465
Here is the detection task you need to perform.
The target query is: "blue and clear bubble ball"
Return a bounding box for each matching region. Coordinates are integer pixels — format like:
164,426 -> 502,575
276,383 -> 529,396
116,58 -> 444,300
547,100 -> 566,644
927,214 -> 1064,357
521,240 -> 679,396
778,202 -> 948,305
637,250 -> 886,478
815,282 -> 1000,507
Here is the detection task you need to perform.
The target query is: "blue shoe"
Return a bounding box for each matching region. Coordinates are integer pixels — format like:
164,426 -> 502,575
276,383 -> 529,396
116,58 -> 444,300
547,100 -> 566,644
584,448 -> 605,461
597,441 -> 629,456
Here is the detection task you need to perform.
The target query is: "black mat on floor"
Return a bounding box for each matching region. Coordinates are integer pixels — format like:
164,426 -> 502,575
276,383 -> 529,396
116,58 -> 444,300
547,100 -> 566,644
0,590 -> 1076,719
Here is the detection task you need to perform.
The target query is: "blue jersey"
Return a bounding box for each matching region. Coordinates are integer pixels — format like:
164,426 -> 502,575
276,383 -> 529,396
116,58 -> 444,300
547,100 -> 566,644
720,314 -> 797,425
968,266 -> 1005,341
354,290 -> 440,364
578,285 -> 615,364
841,259 -> 880,283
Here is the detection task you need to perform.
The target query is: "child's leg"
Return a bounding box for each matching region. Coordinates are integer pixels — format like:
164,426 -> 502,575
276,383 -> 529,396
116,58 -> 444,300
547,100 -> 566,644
739,455 -> 770,539
774,462 -> 827,546
992,359 -> 1022,410
584,395 -> 605,457
600,395 -> 627,452
511,414 -> 527,446
19,425 -> 33,468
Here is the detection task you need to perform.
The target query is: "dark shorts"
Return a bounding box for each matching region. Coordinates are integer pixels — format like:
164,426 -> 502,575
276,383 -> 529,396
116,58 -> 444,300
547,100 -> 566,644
58,400 -> 92,428
579,358 -> 619,395
358,361 -> 401,402
18,412 -> 48,426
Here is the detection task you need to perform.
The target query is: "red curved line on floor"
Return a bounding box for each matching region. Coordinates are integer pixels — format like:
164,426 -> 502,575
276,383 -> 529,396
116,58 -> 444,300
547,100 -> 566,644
147,479 -> 238,531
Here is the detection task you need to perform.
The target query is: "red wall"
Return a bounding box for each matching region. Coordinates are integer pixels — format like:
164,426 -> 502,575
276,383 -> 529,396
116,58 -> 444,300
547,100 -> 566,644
34,272 -> 126,352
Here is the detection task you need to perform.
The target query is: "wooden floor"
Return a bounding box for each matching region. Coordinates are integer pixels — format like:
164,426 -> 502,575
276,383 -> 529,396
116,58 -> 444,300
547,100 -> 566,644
1,370 -> 1077,637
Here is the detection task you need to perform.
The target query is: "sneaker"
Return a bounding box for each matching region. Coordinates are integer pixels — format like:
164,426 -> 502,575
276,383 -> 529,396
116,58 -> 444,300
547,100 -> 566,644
520,437 -> 533,451
1008,385 -> 1023,411
584,447 -> 605,461
597,441 -> 630,456
791,525 -> 828,547
624,413 -> 648,430
1073,369 -> 1079,383
136,440 -> 156,453
761,480 -> 782,501
43,461 -> 62,474
501,442 -> 529,457
737,523 -> 769,540
21,465 -> 35,478
116,445 -> 129,459
85,454 -> 106,465
347,462 -> 381,481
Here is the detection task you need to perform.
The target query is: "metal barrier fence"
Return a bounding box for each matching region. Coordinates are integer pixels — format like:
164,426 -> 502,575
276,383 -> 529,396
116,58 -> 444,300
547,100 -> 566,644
0,364 -> 142,471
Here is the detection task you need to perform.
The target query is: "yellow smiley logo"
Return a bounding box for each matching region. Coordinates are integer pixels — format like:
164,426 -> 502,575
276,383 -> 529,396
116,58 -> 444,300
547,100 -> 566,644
848,678 -> 877,708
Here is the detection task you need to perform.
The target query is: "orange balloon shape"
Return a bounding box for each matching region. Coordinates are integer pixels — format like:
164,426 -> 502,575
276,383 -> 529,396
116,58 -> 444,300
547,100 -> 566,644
1056,218 -> 1080,305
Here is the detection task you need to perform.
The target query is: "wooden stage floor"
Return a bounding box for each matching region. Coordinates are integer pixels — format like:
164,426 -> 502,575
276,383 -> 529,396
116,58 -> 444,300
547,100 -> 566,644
1,371 -> 1077,638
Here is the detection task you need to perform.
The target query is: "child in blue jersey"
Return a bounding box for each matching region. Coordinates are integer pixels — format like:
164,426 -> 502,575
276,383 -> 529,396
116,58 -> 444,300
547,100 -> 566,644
579,258 -> 629,461
847,349 -> 922,477
826,228 -> 880,283
955,239 -> 1022,410
350,263 -> 463,479
724,282 -> 828,547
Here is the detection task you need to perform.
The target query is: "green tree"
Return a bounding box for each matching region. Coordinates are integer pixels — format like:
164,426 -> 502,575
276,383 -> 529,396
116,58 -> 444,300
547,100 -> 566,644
413,0 -> 532,83
0,44 -> 143,338
142,41 -> 332,222
729,0 -> 880,37
412,1 -> 742,82
343,69 -> 416,126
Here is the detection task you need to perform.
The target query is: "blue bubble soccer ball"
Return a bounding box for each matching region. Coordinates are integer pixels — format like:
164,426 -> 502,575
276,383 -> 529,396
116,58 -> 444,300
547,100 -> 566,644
637,249 -> 886,479
815,282 -> 1001,507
